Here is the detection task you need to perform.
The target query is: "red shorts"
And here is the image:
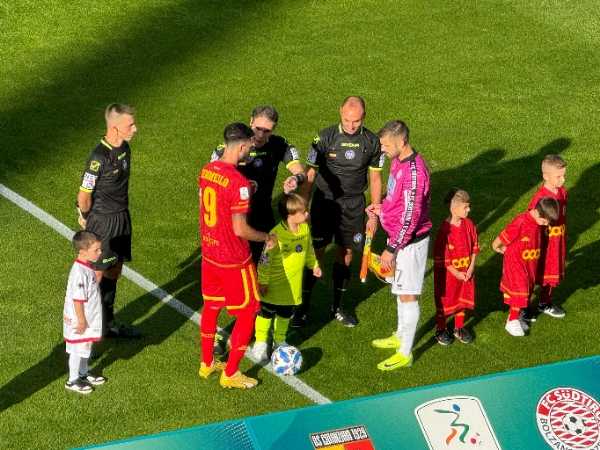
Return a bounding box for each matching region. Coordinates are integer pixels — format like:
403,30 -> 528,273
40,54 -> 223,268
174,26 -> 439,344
201,259 -> 260,316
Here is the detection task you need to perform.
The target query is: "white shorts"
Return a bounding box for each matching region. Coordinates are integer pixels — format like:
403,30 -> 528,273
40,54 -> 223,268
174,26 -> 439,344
66,341 -> 93,358
390,236 -> 430,296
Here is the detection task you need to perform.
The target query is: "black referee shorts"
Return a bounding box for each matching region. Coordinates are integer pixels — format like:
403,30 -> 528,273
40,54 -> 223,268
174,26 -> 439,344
86,210 -> 132,270
310,190 -> 366,252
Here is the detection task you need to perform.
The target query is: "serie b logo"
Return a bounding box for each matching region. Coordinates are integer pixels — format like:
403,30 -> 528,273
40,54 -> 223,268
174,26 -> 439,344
536,387 -> 600,450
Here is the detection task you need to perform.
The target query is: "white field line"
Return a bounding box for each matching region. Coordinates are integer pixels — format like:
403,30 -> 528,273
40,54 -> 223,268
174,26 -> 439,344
0,183 -> 331,405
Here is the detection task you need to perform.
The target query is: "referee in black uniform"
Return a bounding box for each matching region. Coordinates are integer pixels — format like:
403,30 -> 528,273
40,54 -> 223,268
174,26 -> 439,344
77,103 -> 139,338
210,105 -> 305,263
295,96 -> 383,327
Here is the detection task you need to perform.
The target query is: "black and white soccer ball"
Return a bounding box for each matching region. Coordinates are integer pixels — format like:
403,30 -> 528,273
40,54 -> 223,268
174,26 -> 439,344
562,414 -> 586,435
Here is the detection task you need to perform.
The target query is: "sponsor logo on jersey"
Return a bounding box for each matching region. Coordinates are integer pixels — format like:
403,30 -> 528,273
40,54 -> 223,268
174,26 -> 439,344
240,187 -> 250,200
415,396 -> 502,450
310,425 -> 374,450
340,142 -> 360,148
89,160 -> 101,172
536,387 -> 600,450
117,152 -> 127,160
344,150 -> 356,160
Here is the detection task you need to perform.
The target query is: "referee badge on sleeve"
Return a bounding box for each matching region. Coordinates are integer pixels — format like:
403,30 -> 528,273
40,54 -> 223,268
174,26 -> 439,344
240,186 -> 250,200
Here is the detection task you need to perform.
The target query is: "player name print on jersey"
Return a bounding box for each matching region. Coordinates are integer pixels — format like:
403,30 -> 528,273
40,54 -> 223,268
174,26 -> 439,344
200,168 -> 229,187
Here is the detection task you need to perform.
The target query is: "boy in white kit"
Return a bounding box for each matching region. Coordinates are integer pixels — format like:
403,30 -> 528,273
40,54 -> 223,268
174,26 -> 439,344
63,231 -> 106,394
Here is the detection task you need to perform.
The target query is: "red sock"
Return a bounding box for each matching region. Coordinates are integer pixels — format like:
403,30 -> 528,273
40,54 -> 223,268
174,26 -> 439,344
225,311 -> 256,377
508,307 -> 521,321
540,285 -> 553,304
435,312 -> 446,331
455,311 -> 465,329
200,305 -> 220,366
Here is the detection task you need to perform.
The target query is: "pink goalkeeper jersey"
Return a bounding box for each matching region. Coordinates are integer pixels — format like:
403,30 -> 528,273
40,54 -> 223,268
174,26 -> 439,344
380,151 -> 432,251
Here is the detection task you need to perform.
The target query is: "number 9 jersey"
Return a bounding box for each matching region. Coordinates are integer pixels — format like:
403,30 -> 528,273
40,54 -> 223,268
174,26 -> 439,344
198,160 -> 252,268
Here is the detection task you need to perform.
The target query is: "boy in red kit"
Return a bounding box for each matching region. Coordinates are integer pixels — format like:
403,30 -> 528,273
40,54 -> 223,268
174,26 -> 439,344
526,154 -> 567,319
433,189 -> 479,345
198,122 -> 276,389
492,198 -> 559,337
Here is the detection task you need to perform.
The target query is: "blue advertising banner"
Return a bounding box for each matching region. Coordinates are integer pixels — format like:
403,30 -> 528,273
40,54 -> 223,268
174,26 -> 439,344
78,355 -> 600,450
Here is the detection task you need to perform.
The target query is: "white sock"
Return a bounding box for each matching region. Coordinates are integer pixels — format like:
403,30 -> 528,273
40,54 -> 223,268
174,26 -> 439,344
394,296 -> 404,340
399,301 -> 420,357
68,353 -> 81,382
79,357 -> 89,378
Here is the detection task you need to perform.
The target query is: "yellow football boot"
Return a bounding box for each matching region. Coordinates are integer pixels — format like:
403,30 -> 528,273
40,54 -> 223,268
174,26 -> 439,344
377,352 -> 413,371
219,371 -> 258,389
198,360 -> 225,379
371,333 -> 401,349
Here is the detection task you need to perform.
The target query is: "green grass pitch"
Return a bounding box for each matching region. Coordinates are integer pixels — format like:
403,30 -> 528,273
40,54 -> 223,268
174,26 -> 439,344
1,1 -> 600,449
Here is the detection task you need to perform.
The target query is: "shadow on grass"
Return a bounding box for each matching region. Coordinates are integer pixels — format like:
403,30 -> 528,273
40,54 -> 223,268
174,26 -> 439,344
0,249 -> 203,413
1,0 -> 285,412
0,0 -> 278,182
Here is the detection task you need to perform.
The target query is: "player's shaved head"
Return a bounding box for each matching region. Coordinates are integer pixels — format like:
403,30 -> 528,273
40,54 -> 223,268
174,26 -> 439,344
444,188 -> 470,206
542,154 -> 566,171
105,103 -> 135,125
72,230 -> 100,251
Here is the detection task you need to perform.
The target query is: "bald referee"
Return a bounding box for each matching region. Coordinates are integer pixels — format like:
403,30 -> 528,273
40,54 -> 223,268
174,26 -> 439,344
295,96 -> 383,327
77,103 -> 139,338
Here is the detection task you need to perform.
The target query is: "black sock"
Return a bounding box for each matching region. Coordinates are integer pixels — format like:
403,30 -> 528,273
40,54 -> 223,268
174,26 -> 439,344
299,269 -> 316,316
100,277 -> 117,325
332,263 -> 350,312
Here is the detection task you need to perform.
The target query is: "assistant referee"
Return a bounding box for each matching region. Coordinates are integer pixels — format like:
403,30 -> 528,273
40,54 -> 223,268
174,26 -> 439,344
77,103 -> 139,338
296,96 -> 383,327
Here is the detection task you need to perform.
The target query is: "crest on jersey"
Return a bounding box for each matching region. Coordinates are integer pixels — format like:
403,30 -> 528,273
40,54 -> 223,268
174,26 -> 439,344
240,187 -> 250,200
353,233 -> 363,244
344,150 -> 356,160
253,158 -> 263,168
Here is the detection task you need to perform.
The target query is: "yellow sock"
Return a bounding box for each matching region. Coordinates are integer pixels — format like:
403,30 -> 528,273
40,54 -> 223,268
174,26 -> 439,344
254,315 -> 272,343
273,316 -> 290,344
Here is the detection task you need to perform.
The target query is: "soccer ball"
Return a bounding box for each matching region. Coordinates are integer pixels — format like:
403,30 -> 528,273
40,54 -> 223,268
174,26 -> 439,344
271,344 -> 302,376
562,414 -> 586,435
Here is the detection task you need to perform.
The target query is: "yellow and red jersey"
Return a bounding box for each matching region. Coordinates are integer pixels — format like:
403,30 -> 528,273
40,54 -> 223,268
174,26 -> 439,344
433,218 -> 479,316
528,185 -> 568,287
498,212 -> 543,307
198,160 -> 252,268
